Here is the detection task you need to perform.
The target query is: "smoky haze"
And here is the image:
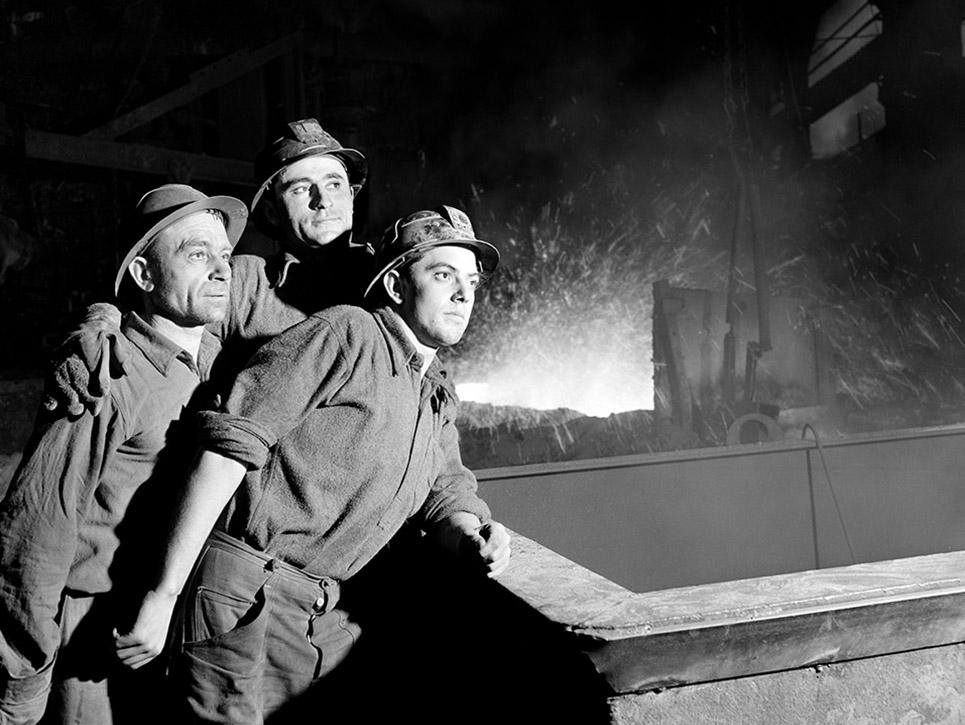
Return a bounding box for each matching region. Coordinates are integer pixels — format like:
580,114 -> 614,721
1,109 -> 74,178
1,0 -> 964,455
435,1 -> 965,447
442,6 -> 736,417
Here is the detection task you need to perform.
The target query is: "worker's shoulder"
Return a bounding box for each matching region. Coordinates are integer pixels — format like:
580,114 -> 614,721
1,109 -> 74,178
225,253 -> 275,303
289,305 -> 380,350
228,252 -> 271,281
309,304 -> 377,331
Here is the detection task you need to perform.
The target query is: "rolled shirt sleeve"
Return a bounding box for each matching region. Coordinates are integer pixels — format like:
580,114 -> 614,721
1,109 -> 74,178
194,412 -> 278,471
190,305 -> 497,577
197,314 -> 351,470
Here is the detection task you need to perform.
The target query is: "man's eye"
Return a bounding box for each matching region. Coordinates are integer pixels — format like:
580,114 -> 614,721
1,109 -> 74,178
326,181 -> 343,192
189,251 -> 207,261
290,185 -> 309,195
434,271 -> 451,281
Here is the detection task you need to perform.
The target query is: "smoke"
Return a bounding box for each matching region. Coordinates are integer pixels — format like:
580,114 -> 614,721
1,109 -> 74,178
439,44 -> 739,418
433,2 -> 965,431
449,180 -> 727,417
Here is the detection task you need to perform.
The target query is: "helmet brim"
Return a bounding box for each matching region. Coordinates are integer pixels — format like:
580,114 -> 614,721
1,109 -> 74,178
250,147 -> 367,214
363,238 -> 500,298
114,196 -> 248,295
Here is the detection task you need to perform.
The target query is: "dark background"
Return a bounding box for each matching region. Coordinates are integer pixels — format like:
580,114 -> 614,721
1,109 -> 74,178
2,0 -> 965,465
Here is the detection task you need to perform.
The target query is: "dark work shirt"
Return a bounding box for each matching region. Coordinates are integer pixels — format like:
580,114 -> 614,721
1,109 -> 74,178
0,313 -> 217,681
211,244 -> 372,391
197,305 -> 491,580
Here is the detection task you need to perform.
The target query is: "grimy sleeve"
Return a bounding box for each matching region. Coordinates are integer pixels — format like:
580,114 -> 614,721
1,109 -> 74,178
0,398 -> 125,699
196,314 -> 352,470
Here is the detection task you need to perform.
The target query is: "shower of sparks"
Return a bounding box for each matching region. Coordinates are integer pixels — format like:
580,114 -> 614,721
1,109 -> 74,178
761,196 -> 965,417
446,166 -> 965,452
448,187 -> 725,420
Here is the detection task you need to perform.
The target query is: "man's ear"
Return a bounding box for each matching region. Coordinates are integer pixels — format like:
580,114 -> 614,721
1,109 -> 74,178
127,256 -> 155,292
382,270 -> 404,304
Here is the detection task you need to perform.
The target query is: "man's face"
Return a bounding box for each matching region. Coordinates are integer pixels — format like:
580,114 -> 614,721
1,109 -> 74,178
270,155 -> 354,248
142,211 -> 233,326
397,245 -> 480,349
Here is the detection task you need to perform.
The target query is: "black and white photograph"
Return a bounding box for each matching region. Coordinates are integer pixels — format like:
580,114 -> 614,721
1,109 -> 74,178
2,1 -> 965,723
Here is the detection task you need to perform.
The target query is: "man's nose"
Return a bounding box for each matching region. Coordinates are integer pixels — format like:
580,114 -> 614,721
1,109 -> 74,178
309,185 -> 332,209
211,256 -> 231,281
452,281 -> 473,303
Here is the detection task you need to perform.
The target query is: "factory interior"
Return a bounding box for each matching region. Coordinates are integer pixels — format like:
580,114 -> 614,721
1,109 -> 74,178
3,1 -> 965,722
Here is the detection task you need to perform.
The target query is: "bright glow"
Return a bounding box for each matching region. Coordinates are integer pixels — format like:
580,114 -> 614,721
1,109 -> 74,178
446,193 -> 719,421
456,347 -> 652,418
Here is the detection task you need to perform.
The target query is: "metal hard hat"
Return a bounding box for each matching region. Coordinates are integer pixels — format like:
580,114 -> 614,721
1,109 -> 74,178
251,118 -> 367,212
364,205 -> 500,298
115,184 -> 248,295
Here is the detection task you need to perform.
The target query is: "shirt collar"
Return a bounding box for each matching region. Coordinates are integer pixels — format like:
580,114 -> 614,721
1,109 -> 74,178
374,306 -> 423,377
424,357 -> 456,402
373,307 -> 457,402
122,311 -> 206,377
196,330 -> 220,376
266,241 -> 372,289
266,250 -> 300,288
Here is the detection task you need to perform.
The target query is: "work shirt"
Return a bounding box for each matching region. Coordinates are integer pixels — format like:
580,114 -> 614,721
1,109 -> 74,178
211,244 -> 372,389
0,313 -> 217,680
198,305 -> 491,580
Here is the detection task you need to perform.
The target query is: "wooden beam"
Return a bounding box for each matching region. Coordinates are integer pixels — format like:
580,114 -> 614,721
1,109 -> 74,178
25,129 -> 254,186
84,33 -> 300,140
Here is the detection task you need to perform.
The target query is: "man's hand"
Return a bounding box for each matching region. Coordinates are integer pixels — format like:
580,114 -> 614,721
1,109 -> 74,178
43,303 -> 131,417
113,588 -> 179,670
433,512 -> 512,578
463,521 -> 511,578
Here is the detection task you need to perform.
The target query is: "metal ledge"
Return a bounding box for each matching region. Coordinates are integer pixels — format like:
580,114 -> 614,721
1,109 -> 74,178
494,532 -> 965,694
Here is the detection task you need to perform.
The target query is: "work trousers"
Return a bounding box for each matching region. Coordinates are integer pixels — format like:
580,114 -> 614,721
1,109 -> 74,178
0,592 -> 167,725
174,530 -> 360,725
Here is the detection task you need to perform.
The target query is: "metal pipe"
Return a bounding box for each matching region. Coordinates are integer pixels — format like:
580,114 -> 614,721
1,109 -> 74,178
748,173 -> 771,352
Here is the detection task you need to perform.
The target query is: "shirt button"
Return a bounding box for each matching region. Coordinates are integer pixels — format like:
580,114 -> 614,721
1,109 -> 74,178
313,596 -> 326,611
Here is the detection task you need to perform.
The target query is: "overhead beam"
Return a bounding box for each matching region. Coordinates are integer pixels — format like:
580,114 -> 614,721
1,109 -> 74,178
84,33 -> 300,140
25,129 -> 254,186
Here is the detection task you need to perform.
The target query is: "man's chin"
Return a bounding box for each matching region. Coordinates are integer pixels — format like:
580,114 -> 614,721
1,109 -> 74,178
309,220 -> 352,242
434,331 -> 467,348
195,302 -> 229,325
297,230 -> 350,248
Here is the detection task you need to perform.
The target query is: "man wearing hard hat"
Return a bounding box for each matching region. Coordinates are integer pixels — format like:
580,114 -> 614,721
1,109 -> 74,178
115,206 -> 511,723
46,118 -> 374,414
0,185 -> 247,724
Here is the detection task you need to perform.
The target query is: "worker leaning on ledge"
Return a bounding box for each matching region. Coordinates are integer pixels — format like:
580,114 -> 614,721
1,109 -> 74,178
113,206 -> 512,723
0,185 -> 247,724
